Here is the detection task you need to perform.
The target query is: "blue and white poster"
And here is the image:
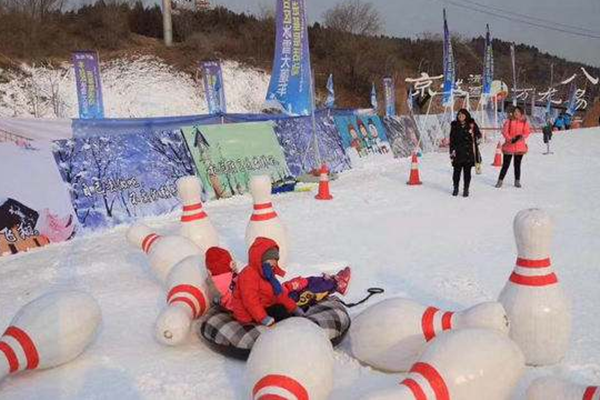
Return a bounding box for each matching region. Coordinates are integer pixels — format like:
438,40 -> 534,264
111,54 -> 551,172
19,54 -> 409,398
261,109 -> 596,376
442,10 -> 455,106
273,114 -> 350,176
72,51 -> 105,119
265,0 -> 313,116
52,128 -> 196,230
333,115 -> 392,159
383,77 -> 396,116
201,60 -> 227,115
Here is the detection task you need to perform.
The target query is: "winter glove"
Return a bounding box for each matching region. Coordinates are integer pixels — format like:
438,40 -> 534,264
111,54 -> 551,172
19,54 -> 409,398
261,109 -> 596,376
292,307 -> 305,317
261,316 -> 275,326
450,150 -> 456,159
511,135 -> 523,144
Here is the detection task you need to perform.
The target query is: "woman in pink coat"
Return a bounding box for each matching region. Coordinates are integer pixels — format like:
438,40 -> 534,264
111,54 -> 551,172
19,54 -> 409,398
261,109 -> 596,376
496,106 -> 531,188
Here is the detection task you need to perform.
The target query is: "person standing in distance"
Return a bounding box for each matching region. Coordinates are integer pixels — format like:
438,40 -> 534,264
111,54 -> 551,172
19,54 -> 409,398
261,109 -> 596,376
496,106 -> 531,188
449,109 -> 482,197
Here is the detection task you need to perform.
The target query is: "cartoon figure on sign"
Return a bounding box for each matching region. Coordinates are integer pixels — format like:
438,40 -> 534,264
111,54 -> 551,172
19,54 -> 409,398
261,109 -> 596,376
367,118 -> 389,154
348,124 -> 363,156
357,119 -> 374,155
193,127 -> 226,199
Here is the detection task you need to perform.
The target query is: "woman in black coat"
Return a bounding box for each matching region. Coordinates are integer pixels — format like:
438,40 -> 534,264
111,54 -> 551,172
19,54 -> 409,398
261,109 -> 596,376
449,109 -> 482,197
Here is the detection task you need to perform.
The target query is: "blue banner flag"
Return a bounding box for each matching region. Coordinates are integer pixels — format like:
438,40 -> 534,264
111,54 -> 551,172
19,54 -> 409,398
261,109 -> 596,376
482,24 -> 494,97
442,9 -> 455,106
383,77 -> 396,116
265,0 -> 313,116
326,74 -> 335,109
72,51 -> 105,119
201,60 -> 227,115
371,83 -> 378,110
566,81 -> 577,116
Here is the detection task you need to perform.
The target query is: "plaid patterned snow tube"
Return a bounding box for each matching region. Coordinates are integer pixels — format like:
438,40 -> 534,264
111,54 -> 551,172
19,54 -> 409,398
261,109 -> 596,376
197,297 -> 351,360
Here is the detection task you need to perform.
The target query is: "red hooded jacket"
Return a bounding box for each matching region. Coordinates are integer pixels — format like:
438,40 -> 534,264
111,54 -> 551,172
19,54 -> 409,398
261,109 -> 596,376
231,237 -> 298,324
502,118 -> 531,155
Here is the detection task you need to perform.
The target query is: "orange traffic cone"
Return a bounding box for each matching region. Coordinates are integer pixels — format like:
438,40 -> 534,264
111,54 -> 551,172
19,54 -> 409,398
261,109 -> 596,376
407,153 -> 422,186
315,164 -> 333,200
491,142 -> 503,167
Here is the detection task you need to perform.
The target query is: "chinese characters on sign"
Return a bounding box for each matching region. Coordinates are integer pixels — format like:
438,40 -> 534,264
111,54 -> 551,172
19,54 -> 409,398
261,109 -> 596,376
72,51 -> 104,119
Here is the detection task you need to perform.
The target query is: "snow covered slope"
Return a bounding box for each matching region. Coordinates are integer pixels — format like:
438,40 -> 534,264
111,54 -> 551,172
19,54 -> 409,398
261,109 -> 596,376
0,57 -> 270,118
0,128 -> 599,399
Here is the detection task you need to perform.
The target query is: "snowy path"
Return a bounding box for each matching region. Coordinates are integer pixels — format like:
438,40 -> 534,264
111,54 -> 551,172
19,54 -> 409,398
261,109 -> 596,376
1,128 -> 599,399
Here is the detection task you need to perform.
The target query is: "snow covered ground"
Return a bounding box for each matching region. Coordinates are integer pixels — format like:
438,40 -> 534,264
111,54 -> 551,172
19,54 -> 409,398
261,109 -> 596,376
0,57 -> 270,118
1,128 -> 599,399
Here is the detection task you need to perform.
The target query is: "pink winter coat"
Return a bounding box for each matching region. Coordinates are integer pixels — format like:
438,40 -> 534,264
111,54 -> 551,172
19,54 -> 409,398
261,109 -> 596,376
502,118 -> 531,155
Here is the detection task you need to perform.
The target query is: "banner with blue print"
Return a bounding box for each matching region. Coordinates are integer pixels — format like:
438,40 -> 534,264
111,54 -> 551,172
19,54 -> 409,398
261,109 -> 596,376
442,10 -> 455,106
201,60 -> 227,115
265,0 -> 313,116
326,74 -> 335,109
383,77 -> 396,116
482,25 -> 494,97
72,51 -> 105,119
52,122 -> 196,231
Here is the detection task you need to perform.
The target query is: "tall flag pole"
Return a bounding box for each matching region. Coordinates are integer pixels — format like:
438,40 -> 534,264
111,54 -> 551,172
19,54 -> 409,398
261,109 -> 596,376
566,81 -> 577,116
370,83 -> 378,110
383,76 -> 396,116
265,0 -> 313,115
482,24 -> 494,101
511,43 -> 517,106
442,9 -> 455,107
72,50 -> 105,119
325,73 -> 335,109
546,63 -> 554,115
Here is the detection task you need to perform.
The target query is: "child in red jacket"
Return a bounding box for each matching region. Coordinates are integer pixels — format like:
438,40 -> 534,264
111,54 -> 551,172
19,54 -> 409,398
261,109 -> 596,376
205,239 -> 351,326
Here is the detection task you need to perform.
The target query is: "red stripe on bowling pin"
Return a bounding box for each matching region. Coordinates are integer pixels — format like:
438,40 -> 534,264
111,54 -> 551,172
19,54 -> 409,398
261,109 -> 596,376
441,312 -> 454,331
510,257 -> 558,287
251,203 -> 278,222
181,202 -> 208,222
421,307 -> 439,342
142,234 -> 160,254
167,284 -> 207,318
0,341 -> 19,373
252,374 -> 309,400
399,362 -> 450,400
401,378 -> 427,400
584,386 -> 598,400
421,309 -> 454,341
516,258 -> 551,268
3,327 -> 39,370
509,272 -> 558,286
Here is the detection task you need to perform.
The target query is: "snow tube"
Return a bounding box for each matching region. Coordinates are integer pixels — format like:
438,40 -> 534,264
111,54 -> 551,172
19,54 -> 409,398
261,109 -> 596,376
197,297 -> 351,360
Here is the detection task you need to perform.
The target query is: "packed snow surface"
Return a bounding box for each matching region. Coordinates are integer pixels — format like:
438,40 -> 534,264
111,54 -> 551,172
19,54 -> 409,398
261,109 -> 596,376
1,128 -> 599,399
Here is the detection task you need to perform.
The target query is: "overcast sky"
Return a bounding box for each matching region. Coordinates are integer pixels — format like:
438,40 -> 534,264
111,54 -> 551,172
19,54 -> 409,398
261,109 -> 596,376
207,0 -> 600,68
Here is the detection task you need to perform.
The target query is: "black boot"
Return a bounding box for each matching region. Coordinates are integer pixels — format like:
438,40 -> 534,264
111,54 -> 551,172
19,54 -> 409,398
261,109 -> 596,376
463,187 -> 470,197
452,186 -> 459,196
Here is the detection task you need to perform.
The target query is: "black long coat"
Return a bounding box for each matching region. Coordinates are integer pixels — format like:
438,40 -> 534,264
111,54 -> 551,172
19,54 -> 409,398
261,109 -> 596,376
449,121 -> 482,167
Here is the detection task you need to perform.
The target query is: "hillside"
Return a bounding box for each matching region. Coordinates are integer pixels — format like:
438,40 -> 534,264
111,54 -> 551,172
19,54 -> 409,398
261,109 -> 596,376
0,1 -> 598,114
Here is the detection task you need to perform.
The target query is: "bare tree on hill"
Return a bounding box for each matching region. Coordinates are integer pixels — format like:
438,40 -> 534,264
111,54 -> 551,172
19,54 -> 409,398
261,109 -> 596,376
323,0 -> 382,37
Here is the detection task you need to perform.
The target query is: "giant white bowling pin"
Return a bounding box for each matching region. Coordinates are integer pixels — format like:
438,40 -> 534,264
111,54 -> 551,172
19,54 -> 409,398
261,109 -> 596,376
0,291 -> 101,380
366,329 -> 525,400
245,175 -> 289,270
177,176 -> 219,252
126,222 -> 201,285
155,255 -> 210,346
247,318 -> 333,400
498,208 -> 571,366
349,298 -> 509,372
527,376 -> 599,400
